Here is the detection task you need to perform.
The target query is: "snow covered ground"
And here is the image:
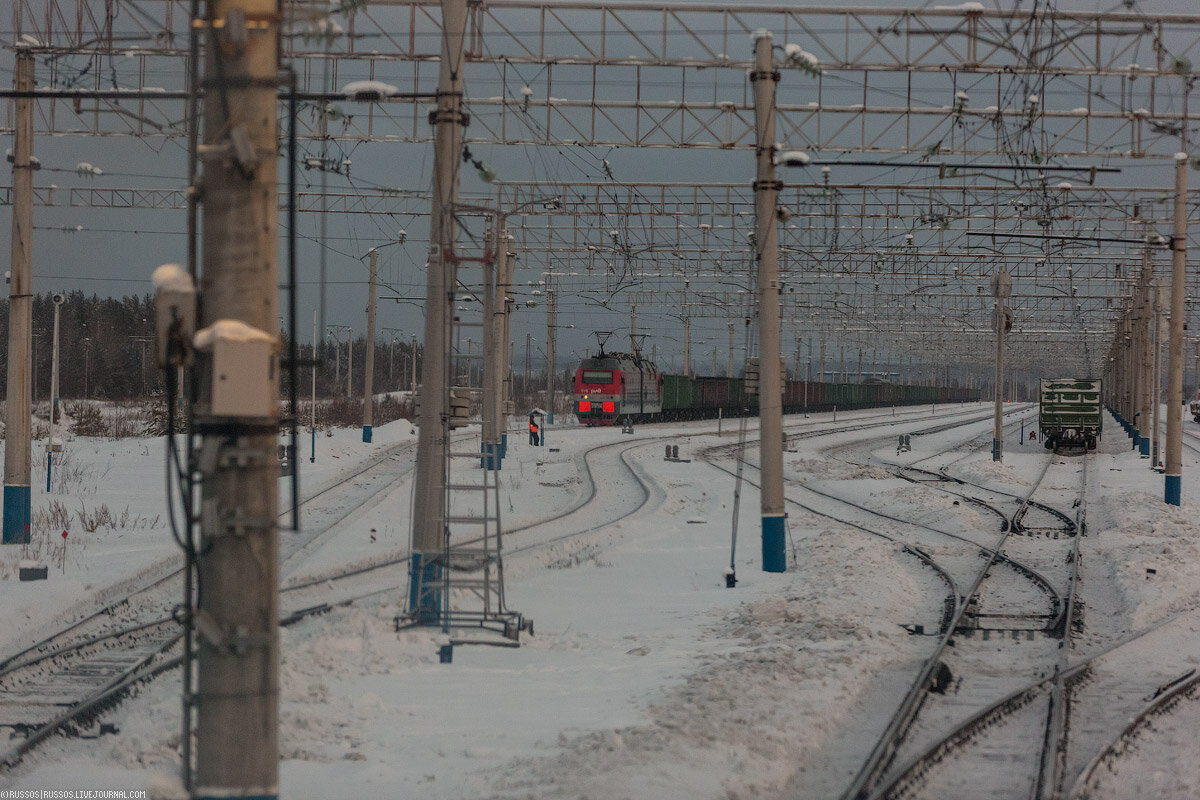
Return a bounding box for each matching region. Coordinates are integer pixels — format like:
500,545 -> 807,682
2,401 -> 1200,799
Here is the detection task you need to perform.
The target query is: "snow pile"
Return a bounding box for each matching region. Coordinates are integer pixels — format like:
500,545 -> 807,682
488,530 -> 922,799
955,457 -> 1033,488
788,456 -> 892,480
875,482 -> 991,531
1088,489 -> 1200,629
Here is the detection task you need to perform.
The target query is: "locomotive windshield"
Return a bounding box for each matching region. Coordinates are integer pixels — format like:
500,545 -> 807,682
581,369 -> 614,384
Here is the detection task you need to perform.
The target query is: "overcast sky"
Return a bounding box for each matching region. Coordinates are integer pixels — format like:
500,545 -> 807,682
2,0 -> 1199,377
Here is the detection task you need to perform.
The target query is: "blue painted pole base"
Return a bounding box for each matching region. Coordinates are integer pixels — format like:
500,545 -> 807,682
762,514 -> 786,573
1165,474 -> 1182,506
992,439 -> 1001,462
310,426 -> 316,463
362,424 -> 373,443
480,442 -> 501,470
501,433 -> 508,459
2,485 -> 31,544
407,553 -> 442,624
1140,437 -> 1151,457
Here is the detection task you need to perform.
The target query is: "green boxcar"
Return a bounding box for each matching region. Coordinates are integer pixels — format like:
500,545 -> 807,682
661,373 -> 695,411
1039,378 -> 1102,450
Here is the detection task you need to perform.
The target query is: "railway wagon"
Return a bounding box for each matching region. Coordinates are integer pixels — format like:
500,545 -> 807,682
1039,378 -> 1101,451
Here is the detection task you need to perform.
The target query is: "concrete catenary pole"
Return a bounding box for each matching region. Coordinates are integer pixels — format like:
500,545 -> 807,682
729,323 -> 736,378
3,49 -> 34,545
992,269 -> 1011,462
46,294 -> 63,492
751,31 -> 786,572
480,220 -> 499,466
346,325 -> 353,400
411,334 -> 418,392
1137,240 -> 1154,457
1152,285 -> 1162,465
363,250 -> 377,442
1165,153 -> 1187,505
497,226 -> 513,456
362,248 -> 376,441
311,310 -> 317,463
193,0 -> 280,794
410,0 -> 468,621
546,284 -> 556,424
683,315 -> 691,377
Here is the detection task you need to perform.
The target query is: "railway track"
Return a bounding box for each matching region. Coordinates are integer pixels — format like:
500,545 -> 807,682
698,406 -> 1092,799
0,426 -> 675,771
0,405 -> 1086,774
858,453 -> 1086,800
0,435 -> 428,770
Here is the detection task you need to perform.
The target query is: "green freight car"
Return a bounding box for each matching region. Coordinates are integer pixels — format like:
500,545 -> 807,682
1039,378 -> 1101,451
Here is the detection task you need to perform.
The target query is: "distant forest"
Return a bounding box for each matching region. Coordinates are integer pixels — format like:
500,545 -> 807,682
0,291 -> 421,403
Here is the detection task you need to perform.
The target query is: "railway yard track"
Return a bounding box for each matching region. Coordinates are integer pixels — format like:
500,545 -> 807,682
0,422 -> 691,770
0,436 -> 425,770
4,406 -> 1200,795
700,407 -> 1200,800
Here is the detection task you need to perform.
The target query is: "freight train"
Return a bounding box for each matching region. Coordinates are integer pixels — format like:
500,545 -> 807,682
573,350 -> 979,426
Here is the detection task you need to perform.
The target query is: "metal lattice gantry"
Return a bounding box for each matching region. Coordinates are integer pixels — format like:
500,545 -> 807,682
6,1 -> 1200,158
6,0 -> 1200,383
6,174 -> 1198,380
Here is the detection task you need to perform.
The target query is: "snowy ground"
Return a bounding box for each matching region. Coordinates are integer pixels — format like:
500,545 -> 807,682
2,401 -> 1200,799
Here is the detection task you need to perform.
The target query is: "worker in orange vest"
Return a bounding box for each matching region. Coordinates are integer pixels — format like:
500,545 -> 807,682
528,415 -> 540,446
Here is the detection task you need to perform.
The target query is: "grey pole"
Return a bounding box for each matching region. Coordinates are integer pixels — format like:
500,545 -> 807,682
410,0 -> 467,621
194,0 -> 280,792
311,310 -> 317,463
1153,285 -> 1162,466
480,220 -> 498,465
1137,240 -> 1154,456
751,31 -> 785,572
1165,153 -> 1187,505
329,326 -> 342,388
729,323 -> 736,378
3,49 -> 34,544
546,285 -> 557,424
498,228 -> 514,452
363,251 -> 377,442
46,294 -> 63,493
683,315 -> 691,377
992,269 -> 1011,462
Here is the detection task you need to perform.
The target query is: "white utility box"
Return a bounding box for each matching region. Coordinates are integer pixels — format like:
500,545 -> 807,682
194,320 -> 279,418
